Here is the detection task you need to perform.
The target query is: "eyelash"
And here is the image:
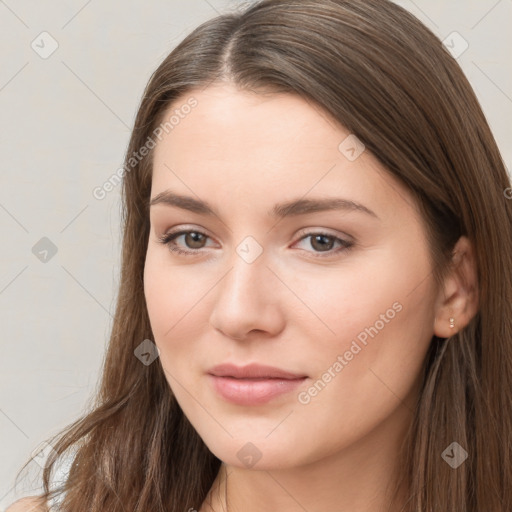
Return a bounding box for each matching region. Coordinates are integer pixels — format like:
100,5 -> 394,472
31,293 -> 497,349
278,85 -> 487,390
157,229 -> 354,259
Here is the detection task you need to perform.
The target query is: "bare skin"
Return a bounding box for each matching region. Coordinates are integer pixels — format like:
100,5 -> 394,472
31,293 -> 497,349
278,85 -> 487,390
143,83 -> 479,512
5,496 -> 48,512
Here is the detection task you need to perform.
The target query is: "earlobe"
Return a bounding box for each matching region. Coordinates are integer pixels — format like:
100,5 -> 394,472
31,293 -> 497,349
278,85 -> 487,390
433,236 -> 479,338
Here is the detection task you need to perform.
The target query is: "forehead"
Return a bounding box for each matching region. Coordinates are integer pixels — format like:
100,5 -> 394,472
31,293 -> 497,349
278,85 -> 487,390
150,83 -> 418,223
156,84 -> 344,159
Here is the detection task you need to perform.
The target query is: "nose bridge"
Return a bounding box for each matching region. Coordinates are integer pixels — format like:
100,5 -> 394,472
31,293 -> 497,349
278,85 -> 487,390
228,248 -> 271,298
209,244 -> 284,339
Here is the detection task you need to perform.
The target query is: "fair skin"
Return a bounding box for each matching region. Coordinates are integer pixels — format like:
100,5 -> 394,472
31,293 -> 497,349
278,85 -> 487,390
143,83 -> 478,512
5,496 -> 48,511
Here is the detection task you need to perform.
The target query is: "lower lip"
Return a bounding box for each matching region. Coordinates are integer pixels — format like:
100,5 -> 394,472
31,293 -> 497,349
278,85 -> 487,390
208,375 -> 307,405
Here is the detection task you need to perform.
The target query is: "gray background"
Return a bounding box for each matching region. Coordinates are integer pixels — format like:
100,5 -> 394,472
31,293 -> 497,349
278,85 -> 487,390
1,0 -> 511,507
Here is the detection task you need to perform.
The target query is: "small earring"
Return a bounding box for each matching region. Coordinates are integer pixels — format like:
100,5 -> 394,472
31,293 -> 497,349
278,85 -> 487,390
449,317 -> 455,329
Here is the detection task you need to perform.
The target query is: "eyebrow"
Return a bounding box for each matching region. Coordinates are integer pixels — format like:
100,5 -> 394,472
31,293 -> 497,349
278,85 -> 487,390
149,190 -> 378,219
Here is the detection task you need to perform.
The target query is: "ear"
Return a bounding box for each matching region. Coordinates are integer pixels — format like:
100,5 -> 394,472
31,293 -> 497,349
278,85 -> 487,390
433,236 -> 479,338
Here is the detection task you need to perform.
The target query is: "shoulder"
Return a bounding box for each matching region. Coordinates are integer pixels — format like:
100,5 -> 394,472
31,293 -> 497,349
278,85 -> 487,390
5,496 -> 48,512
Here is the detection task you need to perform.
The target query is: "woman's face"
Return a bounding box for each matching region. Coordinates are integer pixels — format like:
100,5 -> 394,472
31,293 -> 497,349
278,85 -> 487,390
144,83 -> 440,470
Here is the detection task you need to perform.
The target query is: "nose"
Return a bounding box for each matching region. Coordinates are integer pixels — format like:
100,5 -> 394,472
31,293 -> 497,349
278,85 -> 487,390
208,249 -> 286,341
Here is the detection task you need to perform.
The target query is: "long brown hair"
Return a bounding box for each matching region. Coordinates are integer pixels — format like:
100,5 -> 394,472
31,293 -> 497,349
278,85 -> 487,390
14,1 -> 512,510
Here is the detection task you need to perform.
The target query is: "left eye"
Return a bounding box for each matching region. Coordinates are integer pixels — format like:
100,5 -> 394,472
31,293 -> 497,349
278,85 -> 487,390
294,233 -> 353,256
157,230 -> 353,257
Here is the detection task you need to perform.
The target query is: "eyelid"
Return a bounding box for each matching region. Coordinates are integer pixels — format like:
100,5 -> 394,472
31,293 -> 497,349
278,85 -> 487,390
160,225 -> 216,241
294,226 -> 354,243
158,226 -> 350,243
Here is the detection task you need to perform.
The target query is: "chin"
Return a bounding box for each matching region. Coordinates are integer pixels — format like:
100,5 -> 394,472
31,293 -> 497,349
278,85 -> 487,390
201,434 -> 310,471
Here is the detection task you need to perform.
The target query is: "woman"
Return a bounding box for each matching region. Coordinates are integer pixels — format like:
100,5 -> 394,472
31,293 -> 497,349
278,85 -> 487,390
9,0 -> 512,511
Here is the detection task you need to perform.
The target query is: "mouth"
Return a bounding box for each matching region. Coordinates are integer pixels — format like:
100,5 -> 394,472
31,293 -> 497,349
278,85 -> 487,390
208,362 -> 308,380
207,363 -> 308,405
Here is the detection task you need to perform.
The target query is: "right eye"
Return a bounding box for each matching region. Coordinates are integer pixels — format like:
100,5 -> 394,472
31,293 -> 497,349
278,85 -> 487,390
157,229 -> 214,256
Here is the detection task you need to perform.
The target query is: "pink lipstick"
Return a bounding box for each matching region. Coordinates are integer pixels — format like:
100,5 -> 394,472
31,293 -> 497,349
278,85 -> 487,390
207,363 -> 308,405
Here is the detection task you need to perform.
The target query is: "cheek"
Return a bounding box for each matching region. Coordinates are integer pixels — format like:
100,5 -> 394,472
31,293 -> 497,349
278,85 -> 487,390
282,276 -> 433,457
144,248 -> 210,328
287,248 -> 435,392
143,250 -> 206,367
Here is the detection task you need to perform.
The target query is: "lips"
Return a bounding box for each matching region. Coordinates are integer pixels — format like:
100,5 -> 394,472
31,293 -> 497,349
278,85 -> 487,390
207,363 -> 307,380
207,363 -> 308,405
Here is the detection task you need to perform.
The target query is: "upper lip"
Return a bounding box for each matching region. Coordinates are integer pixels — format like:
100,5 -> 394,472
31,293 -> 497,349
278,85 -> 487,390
208,363 -> 307,380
